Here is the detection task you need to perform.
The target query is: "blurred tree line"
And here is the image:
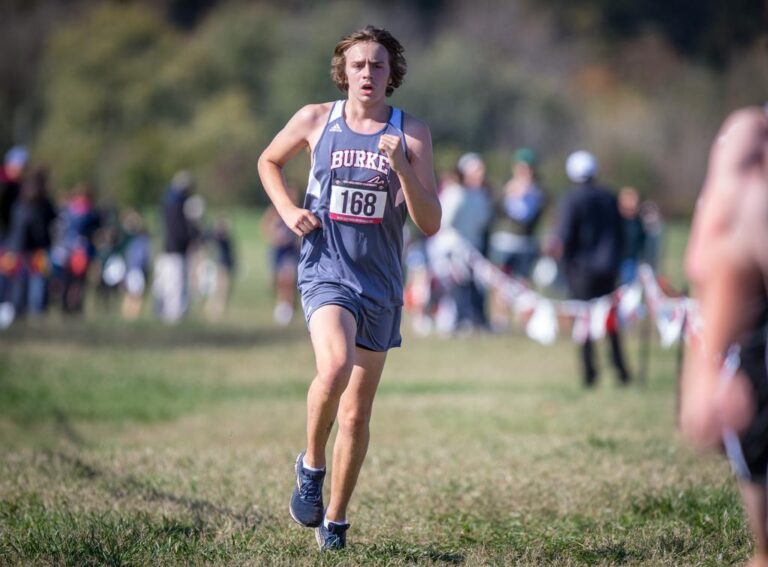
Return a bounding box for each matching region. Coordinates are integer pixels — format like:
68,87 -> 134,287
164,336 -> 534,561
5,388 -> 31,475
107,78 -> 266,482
2,0 -> 766,213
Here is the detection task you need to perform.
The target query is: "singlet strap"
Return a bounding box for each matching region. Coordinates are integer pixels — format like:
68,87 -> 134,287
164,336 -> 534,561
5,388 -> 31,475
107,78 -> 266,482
329,100 -> 344,122
389,107 -> 408,158
388,107 -> 403,131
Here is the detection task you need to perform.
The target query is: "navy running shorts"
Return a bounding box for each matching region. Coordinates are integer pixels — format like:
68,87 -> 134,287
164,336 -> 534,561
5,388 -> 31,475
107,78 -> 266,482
299,282 -> 402,352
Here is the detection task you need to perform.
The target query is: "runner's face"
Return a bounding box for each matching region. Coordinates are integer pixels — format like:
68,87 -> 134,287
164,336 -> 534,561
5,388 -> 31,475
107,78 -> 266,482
344,41 -> 390,103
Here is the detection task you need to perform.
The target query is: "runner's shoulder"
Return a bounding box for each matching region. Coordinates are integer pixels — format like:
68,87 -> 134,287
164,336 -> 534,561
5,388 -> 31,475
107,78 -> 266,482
401,112 -> 430,136
401,112 -> 432,149
293,102 -> 335,130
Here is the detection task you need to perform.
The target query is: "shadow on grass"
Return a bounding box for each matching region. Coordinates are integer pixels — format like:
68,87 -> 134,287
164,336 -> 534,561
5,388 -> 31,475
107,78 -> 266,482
1,318 -> 306,350
33,410 -> 265,528
45,449 -> 265,528
357,541 -> 464,564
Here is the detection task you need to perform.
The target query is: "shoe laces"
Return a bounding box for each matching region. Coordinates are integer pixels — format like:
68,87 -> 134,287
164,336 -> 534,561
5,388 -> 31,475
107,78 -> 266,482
322,524 -> 347,549
299,474 -> 322,503
323,533 -> 343,549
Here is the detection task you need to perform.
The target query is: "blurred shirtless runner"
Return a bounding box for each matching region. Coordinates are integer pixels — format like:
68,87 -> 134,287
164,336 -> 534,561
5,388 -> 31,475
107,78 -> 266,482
258,26 -> 440,551
682,106 -> 768,567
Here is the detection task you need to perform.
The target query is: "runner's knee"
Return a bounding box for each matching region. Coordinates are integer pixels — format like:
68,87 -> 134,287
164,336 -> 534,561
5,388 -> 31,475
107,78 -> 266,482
315,355 -> 354,393
337,405 -> 371,433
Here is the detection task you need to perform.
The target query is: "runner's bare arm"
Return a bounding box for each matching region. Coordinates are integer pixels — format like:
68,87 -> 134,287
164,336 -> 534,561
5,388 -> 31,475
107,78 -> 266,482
685,108 -> 767,287
681,108 -> 768,447
378,115 -> 441,236
681,243 -> 758,448
258,104 -> 331,236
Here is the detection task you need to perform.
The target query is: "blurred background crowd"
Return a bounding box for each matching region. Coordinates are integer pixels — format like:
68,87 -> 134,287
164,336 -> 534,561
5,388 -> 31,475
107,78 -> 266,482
0,138 -> 658,341
402,148 -> 663,338
0,148 -> 236,327
0,0 -> 765,332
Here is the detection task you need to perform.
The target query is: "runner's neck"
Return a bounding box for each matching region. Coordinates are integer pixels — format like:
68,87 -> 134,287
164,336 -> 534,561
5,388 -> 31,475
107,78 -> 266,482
344,98 -> 390,134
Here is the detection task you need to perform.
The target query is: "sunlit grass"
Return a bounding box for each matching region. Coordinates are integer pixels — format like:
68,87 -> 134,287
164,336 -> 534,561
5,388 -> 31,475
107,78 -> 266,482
1,216 -> 748,565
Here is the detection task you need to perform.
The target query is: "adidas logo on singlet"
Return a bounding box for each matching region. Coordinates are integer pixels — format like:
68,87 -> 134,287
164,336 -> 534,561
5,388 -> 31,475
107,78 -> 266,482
329,123 -> 342,133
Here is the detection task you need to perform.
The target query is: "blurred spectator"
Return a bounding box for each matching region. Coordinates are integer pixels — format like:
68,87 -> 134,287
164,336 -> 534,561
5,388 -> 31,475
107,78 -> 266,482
0,146 -> 28,240
550,151 -> 630,387
262,188 -> 300,326
0,146 -> 28,311
640,199 -> 663,270
489,147 -> 546,330
403,225 -> 435,336
121,209 -> 151,320
205,216 -> 236,321
618,186 -> 646,284
52,182 -> 100,314
94,202 -> 123,312
453,152 -> 494,254
5,166 -> 56,317
444,153 -> 494,332
184,194 -> 210,305
153,170 -> 195,323
490,148 -> 546,277
435,169 -> 463,237
426,170 -> 463,334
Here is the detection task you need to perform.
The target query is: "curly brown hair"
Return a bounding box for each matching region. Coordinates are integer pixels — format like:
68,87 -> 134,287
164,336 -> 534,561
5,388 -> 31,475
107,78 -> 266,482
330,26 -> 406,97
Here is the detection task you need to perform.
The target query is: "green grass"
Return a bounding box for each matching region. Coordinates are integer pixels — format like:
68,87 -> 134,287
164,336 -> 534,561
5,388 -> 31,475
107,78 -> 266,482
0,214 -> 752,565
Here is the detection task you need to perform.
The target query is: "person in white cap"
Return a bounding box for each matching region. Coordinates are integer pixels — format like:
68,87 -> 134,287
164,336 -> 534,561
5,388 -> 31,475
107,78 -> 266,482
549,150 -> 630,387
565,150 -> 598,184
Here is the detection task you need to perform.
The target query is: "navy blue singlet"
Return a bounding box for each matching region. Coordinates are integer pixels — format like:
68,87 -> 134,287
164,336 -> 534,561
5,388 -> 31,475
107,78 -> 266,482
298,100 -> 409,306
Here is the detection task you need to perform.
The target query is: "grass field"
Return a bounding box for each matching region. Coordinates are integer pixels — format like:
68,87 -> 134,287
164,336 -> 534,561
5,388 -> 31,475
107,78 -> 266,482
0,212 -> 752,566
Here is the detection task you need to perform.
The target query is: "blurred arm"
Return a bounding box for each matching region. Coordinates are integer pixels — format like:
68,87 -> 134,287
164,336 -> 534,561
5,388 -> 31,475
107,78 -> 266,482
681,108 -> 768,448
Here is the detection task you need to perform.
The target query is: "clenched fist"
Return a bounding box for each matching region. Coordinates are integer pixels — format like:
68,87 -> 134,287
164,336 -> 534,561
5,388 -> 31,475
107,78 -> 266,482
378,134 -> 408,174
282,205 -> 321,237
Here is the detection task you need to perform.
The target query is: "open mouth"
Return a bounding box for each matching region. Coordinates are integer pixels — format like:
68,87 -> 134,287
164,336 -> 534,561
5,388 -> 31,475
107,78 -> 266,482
361,84 -> 374,94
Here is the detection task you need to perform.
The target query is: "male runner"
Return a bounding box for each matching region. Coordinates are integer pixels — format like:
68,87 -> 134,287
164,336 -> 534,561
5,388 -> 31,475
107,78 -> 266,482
682,106 -> 768,567
257,26 -> 440,551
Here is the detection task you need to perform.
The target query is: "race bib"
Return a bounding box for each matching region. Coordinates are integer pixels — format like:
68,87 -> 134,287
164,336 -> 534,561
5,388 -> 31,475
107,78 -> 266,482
329,179 -> 388,224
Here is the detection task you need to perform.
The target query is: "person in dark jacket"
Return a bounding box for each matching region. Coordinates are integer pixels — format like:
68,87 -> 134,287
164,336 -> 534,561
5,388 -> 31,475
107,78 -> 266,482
153,170 -> 195,323
0,146 -> 28,240
550,151 -> 630,387
0,146 -> 29,308
6,166 -> 56,316
618,186 -> 646,284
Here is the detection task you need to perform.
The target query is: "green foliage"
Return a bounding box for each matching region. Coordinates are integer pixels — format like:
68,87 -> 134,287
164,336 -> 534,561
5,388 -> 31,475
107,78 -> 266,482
174,89 -> 266,205
264,1 -> 364,128
35,4 -> 178,201
35,3 -> 276,207
539,0 -> 766,66
18,0 -> 768,213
